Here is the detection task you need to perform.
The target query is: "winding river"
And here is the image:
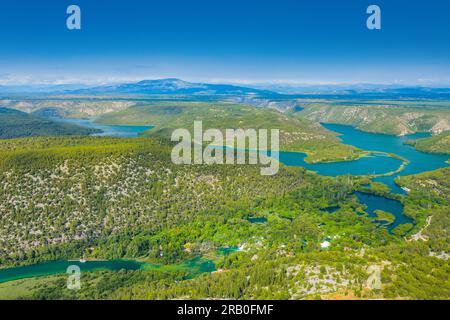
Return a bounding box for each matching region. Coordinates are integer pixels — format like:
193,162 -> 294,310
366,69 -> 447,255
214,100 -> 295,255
60,118 -> 448,227
0,260 -> 143,284
279,123 -> 448,231
280,123 -> 449,194
319,124 -> 449,193
0,257 -> 215,284
2,119 -> 447,285
53,118 -> 154,138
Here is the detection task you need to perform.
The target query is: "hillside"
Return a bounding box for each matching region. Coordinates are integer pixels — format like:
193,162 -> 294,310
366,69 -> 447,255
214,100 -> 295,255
406,131 -> 450,154
0,136 -> 354,267
296,100 -> 450,136
96,102 -> 365,163
0,136 -> 448,299
0,108 -> 100,139
397,167 -> 450,244
1,99 -> 136,119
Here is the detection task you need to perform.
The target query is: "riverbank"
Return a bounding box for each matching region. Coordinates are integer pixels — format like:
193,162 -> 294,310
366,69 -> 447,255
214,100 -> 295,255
365,152 -> 409,179
0,250 -> 233,285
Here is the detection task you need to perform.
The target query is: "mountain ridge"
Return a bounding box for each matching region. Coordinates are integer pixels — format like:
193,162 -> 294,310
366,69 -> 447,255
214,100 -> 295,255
65,78 -> 275,96
1,79 -> 450,98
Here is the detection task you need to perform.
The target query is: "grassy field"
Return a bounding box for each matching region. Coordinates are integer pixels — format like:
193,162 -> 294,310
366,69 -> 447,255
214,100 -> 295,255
0,276 -> 59,300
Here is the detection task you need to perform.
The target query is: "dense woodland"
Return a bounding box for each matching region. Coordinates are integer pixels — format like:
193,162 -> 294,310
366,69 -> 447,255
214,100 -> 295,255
0,97 -> 448,300
0,108 -> 99,139
0,135 -> 448,300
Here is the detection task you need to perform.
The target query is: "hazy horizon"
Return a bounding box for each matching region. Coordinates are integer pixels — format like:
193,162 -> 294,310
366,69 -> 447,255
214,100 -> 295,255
1,77 -> 450,88
1,0 -> 449,86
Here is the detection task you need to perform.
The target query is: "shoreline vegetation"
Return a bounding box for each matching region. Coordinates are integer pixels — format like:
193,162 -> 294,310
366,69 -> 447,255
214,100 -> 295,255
295,100 -> 450,136
0,95 -> 448,300
405,131 -> 450,155
366,152 -> 409,178
92,102 -> 367,164
299,150 -> 408,180
0,256 -> 216,284
373,210 -> 395,225
298,149 -> 368,164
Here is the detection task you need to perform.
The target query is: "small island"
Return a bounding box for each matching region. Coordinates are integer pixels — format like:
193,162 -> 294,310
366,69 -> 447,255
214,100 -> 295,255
373,209 -> 395,225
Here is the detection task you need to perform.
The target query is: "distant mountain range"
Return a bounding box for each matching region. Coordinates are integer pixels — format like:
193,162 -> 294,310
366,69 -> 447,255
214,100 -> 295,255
66,78 -> 275,96
0,84 -> 92,94
1,78 -> 450,99
251,83 -> 450,96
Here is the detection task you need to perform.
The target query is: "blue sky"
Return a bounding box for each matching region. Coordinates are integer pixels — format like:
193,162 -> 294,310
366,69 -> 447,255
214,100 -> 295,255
0,0 -> 449,85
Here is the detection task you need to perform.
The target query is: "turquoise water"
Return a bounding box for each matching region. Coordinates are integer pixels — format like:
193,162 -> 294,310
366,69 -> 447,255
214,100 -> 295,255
54,120 -> 449,193
6,122 -> 443,281
53,118 -> 154,138
322,124 -> 449,193
144,256 -> 216,275
280,151 -> 402,177
280,124 -> 449,194
320,206 -> 340,213
177,257 -> 216,274
0,260 -> 144,284
354,191 -> 413,231
248,217 -> 268,223
0,257 -> 216,284
279,123 -> 448,230
218,246 -> 241,255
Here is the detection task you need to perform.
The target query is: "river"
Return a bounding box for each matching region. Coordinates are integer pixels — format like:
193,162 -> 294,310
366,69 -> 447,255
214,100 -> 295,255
57,118 -> 449,229
0,260 -> 143,284
53,118 -> 154,138
323,124 -> 448,192
5,119 -> 443,283
0,257 -> 216,284
280,123 -> 448,231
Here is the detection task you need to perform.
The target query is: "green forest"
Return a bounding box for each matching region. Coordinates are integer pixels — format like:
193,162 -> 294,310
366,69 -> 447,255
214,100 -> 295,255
0,133 -> 448,300
0,96 -> 448,300
0,108 -> 99,139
